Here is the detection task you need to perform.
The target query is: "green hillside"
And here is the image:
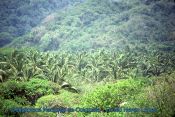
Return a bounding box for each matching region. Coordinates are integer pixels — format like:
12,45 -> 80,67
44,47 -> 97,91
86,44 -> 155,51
9,0 -> 175,51
0,0 -> 84,47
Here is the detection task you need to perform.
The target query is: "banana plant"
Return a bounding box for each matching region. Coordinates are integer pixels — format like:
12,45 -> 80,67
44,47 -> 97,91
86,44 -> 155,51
0,50 -> 27,80
0,69 -> 7,82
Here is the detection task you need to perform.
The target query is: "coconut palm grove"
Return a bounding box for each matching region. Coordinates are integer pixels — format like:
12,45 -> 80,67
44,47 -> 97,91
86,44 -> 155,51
0,0 -> 175,117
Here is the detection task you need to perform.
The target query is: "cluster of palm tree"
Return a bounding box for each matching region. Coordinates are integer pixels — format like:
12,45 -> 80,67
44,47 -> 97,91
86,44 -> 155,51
0,48 -> 174,84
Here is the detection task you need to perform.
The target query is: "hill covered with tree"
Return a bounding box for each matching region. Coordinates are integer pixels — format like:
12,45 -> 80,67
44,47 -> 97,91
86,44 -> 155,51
0,0 -> 84,47
4,0 -> 175,51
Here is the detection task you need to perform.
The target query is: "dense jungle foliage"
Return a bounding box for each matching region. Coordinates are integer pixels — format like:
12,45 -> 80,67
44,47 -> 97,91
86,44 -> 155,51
0,0 -> 84,47
6,0 -> 175,51
0,48 -> 175,117
0,0 -> 175,117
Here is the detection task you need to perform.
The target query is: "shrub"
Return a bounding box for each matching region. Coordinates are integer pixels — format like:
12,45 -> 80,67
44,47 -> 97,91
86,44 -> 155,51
0,80 -> 26,99
124,73 -> 175,117
35,94 -> 68,117
80,79 -> 148,112
35,94 -> 69,109
0,78 -> 60,105
22,78 -> 60,104
0,99 -> 22,116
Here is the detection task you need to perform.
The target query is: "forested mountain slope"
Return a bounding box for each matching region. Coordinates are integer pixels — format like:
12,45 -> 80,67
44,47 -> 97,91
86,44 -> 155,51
0,0 -> 84,47
6,0 -> 175,51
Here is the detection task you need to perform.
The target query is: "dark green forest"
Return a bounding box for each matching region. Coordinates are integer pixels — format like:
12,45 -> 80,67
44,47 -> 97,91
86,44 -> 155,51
0,0 -> 175,117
